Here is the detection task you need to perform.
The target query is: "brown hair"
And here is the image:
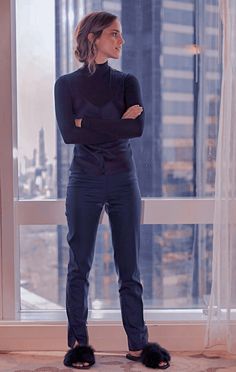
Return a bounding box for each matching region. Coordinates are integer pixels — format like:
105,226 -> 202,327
73,11 -> 117,75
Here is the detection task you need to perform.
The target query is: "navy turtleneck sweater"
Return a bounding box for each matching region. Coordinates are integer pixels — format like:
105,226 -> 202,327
54,61 -> 145,175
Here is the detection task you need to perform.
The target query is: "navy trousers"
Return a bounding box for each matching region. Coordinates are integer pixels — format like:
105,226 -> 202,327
65,169 -> 148,351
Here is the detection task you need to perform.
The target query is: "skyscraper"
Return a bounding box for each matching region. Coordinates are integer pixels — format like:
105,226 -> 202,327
39,127 -> 46,168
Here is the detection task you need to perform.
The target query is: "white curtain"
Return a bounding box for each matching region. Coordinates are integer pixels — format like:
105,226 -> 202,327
205,0 -> 236,353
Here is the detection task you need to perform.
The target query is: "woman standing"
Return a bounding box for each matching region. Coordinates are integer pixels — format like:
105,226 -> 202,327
54,11 -> 170,370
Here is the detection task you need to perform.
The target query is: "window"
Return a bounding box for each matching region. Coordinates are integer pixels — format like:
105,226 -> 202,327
12,0 -> 221,318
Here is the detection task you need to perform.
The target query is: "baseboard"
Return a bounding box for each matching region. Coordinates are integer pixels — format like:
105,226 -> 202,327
0,321 -> 226,352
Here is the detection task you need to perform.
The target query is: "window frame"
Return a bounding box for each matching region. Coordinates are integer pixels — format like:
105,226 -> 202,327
1,0 -> 230,352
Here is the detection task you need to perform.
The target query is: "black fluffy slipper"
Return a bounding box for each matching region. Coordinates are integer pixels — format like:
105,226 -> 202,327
63,345 -> 95,369
126,353 -> 142,362
126,342 -> 171,369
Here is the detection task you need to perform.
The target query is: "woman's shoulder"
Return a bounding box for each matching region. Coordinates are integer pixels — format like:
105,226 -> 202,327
110,68 -> 139,86
55,69 -> 82,84
110,67 -> 135,78
54,70 -> 86,94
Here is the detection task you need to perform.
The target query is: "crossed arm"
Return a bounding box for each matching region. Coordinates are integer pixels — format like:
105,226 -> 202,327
54,74 -> 144,145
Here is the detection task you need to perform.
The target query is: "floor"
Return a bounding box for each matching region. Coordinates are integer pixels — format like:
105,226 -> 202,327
0,350 -> 236,372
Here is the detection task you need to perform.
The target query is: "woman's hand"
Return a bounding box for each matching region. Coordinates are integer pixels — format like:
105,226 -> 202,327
75,118 -> 82,127
74,105 -> 143,126
122,104 -> 143,119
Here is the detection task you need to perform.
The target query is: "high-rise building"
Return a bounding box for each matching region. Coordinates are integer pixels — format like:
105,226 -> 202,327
39,127 -> 46,168
121,0 -> 221,306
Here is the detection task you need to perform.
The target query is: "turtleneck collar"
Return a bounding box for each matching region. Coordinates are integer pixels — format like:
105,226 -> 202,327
81,60 -> 110,75
95,61 -> 109,68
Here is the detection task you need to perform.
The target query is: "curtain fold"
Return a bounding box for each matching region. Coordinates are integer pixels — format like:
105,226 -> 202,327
205,0 -> 236,353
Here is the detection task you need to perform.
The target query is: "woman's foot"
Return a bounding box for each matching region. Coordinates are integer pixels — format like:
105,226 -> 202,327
126,343 -> 171,369
141,343 -> 171,369
63,342 -> 95,369
72,342 -> 89,368
128,350 -> 167,367
129,349 -> 142,357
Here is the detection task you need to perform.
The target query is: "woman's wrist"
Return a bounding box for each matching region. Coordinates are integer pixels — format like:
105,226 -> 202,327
75,118 -> 82,127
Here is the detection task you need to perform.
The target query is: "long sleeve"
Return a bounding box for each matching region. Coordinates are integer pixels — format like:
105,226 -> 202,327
54,76 -> 118,145
81,74 -> 145,139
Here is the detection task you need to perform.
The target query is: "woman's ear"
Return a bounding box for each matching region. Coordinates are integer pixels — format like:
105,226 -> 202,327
87,32 -> 94,43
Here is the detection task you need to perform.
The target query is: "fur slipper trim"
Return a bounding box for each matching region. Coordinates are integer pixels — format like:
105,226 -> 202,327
63,344 -> 95,369
140,342 -> 171,369
126,353 -> 142,361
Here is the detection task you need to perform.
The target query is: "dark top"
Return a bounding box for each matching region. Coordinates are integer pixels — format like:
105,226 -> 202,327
54,60 -> 145,175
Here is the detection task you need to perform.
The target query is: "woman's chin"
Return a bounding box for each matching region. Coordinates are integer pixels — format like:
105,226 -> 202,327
112,53 -> 121,59
104,52 -> 121,60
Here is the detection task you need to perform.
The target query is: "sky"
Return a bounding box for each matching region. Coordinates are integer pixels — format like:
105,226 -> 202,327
16,0 -> 56,164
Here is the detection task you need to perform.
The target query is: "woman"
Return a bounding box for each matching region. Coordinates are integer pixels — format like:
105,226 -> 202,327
54,11 -> 170,370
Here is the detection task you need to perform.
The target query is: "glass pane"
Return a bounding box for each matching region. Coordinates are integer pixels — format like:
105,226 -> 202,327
16,0 -> 221,200
20,224 -> 213,311
16,0 -> 56,200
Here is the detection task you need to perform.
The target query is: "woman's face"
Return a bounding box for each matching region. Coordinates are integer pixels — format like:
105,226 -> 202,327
93,19 -> 125,61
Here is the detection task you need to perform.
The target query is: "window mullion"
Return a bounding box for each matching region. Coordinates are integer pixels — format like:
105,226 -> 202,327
0,0 -> 18,321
